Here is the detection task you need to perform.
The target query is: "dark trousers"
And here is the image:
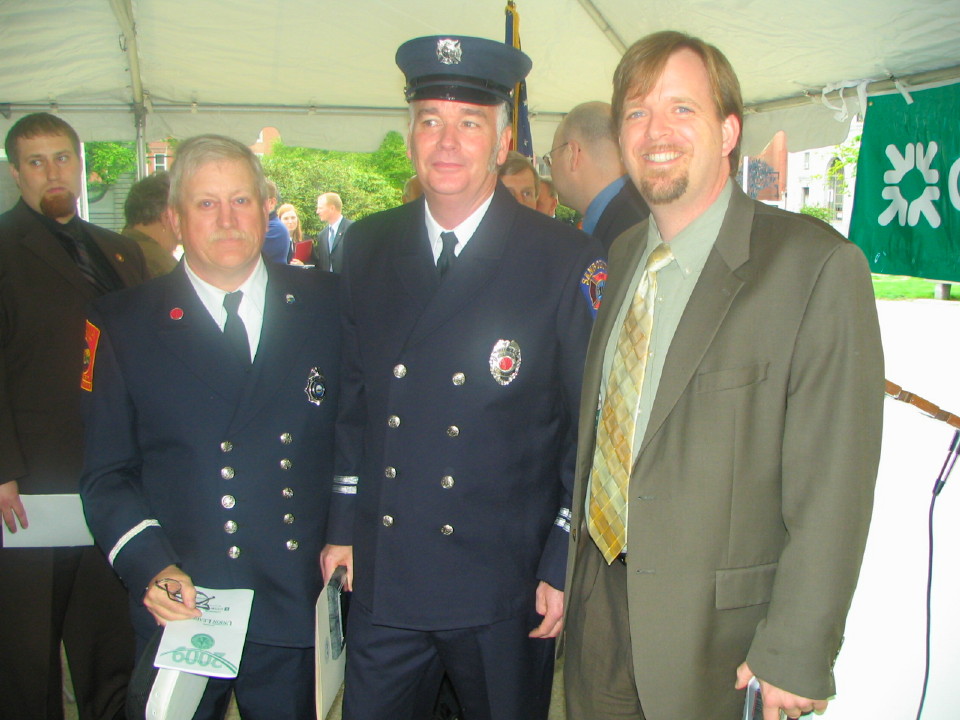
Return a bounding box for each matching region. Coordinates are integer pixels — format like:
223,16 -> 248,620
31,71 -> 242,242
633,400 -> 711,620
564,542 -> 646,720
0,546 -> 135,720
187,641 -> 314,720
343,600 -> 554,720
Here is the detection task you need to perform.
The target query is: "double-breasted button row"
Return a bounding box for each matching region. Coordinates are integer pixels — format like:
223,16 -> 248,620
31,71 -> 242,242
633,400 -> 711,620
379,515 -> 455,536
227,541 -> 299,556
224,488 -> 295,509
393,364 -> 467,387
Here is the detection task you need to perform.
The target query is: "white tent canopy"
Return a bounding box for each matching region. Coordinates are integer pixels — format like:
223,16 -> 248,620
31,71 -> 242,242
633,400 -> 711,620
2,0 -> 960,159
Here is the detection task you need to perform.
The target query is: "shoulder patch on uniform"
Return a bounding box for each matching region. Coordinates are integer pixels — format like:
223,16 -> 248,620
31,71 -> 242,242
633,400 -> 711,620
81,320 -> 100,392
580,258 -> 608,318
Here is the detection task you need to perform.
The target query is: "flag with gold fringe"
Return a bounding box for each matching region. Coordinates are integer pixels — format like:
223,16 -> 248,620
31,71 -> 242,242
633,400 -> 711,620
505,1 -> 533,157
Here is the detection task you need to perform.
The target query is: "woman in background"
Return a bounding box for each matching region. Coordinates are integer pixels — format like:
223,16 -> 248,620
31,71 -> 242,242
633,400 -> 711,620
277,203 -> 308,264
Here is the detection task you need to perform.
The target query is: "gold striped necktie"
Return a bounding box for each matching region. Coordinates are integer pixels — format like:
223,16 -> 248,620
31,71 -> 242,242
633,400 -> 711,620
587,242 -> 674,563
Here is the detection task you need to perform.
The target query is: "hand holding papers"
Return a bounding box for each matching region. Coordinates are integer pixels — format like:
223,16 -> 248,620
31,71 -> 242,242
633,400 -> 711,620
0,494 -> 93,547
154,587 -> 254,679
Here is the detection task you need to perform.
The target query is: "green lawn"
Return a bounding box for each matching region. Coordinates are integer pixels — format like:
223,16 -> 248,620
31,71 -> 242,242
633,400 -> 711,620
871,275 -> 958,300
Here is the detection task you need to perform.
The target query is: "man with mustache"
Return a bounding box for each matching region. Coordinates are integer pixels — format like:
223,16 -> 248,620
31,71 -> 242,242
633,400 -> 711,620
563,31 -> 884,719
79,134 -> 341,719
0,112 -> 145,719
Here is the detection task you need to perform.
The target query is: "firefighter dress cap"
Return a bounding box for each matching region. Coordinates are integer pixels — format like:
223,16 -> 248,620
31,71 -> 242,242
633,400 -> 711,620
396,35 -> 532,106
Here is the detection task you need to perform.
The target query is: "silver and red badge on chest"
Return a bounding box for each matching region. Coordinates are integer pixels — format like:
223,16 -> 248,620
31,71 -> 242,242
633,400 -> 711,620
489,339 -> 521,386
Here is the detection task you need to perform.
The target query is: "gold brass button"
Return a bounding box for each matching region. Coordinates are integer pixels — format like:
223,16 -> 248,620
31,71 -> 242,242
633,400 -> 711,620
282,487 -> 294,499
384,467 -> 397,479
280,432 -> 293,445
224,520 -> 238,534
393,364 -> 407,378
283,513 -> 295,524
280,458 -> 292,470
382,515 -> 394,527
286,539 -> 299,551
452,372 -> 465,386
227,546 -> 241,559
220,441 -> 233,453
446,426 -> 459,437
387,415 -> 401,428
221,495 -> 236,509
440,524 -> 454,536
441,476 -> 454,489
221,467 -> 235,480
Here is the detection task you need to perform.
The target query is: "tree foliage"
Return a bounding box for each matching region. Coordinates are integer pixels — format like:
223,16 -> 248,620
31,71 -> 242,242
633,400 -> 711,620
262,131 -> 413,238
85,141 -> 137,186
800,205 -> 832,222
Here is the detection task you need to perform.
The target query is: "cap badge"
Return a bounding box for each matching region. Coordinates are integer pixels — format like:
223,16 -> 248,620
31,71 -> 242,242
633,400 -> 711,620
305,367 -> 327,405
489,339 -> 521,386
436,38 -> 462,65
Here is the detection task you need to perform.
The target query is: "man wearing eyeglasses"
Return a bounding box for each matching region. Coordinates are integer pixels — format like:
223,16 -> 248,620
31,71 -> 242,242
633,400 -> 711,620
546,101 -> 650,250
79,135 -> 341,719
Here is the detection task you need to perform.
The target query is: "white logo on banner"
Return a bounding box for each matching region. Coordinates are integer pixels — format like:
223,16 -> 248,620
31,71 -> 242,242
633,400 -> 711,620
878,142 -> 941,228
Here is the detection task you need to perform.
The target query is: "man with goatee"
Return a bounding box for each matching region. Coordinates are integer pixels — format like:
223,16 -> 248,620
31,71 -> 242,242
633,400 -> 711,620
0,112 -> 145,720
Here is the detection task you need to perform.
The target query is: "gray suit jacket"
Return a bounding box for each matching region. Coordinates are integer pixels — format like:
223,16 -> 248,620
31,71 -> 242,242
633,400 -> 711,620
564,184 -> 884,718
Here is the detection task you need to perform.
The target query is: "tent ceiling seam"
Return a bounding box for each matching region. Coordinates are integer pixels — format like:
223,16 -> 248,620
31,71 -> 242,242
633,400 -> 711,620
576,0 -> 627,55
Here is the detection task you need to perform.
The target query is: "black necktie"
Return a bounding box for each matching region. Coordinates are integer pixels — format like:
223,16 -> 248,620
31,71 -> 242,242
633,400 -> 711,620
437,231 -> 458,278
222,291 -> 251,366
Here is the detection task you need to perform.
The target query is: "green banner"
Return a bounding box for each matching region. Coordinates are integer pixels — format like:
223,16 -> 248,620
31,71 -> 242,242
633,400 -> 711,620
850,82 -> 960,282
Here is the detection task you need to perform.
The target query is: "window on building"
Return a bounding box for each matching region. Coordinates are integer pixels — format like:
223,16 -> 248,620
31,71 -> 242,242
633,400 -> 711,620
826,157 -> 844,221
803,152 -> 810,170
154,153 -> 167,172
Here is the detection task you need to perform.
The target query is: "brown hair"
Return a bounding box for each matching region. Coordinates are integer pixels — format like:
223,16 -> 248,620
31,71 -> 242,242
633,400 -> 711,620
612,30 -> 743,173
276,203 -> 303,243
497,150 -> 541,198
4,112 -> 81,168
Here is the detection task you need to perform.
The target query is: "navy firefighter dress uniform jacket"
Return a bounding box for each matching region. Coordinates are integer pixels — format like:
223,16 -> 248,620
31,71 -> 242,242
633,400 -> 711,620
79,262 -> 340,647
327,185 -> 607,630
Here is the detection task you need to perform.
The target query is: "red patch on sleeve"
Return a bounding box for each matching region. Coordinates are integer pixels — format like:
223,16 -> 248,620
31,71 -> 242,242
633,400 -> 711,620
81,320 -> 100,392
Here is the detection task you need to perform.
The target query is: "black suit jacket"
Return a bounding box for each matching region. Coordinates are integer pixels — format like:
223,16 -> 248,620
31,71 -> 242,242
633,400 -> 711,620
592,180 -> 650,252
80,263 -> 341,646
328,186 -> 606,630
312,216 -> 353,273
0,199 -> 147,497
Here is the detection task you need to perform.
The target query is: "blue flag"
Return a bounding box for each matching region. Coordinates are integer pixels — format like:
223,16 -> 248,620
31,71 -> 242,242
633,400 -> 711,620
505,1 -> 533,158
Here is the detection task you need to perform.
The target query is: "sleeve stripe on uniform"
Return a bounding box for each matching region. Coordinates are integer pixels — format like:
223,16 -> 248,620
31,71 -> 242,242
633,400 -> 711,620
108,519 -> 160,565
333,475 -> 359,495
554,507 -> 572,533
